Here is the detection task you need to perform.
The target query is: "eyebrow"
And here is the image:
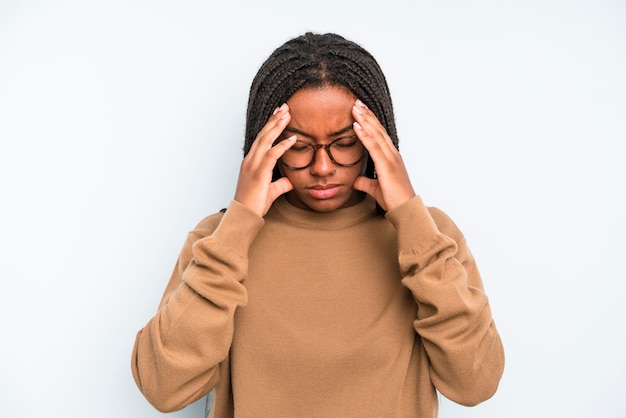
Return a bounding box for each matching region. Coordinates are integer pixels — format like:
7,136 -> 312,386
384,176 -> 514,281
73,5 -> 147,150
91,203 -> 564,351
283,124 -> 355,139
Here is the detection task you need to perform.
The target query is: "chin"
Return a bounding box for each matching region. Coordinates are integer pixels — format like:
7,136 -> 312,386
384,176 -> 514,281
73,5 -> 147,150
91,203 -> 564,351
288,191 -> 361,212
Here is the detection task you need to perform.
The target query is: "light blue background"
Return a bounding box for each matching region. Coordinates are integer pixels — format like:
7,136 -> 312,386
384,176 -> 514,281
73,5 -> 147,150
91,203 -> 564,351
1,1 -> 625,417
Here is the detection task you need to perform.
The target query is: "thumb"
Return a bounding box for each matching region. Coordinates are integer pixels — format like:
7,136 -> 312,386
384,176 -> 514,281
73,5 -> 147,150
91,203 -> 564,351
353,176 -> 387,210
353,176 -> 381,201
268,177 -> 294,204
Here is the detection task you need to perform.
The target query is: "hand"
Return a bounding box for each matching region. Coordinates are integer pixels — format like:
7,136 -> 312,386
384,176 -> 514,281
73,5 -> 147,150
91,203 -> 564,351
351,99 -> 416,211
234,104 -> 297,217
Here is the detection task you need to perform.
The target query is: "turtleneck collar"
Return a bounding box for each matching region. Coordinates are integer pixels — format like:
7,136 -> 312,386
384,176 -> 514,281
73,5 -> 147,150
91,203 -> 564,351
267,194 -> 380,230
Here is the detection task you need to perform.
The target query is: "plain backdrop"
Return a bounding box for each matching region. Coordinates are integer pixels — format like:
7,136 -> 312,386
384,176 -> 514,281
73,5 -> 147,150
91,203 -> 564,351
1,0 -> 625,417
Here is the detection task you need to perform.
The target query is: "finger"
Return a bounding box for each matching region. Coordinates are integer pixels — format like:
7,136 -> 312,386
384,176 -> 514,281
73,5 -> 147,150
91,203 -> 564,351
261,135 -> 297,170
353,176 -> 385,210
258,103 -> 289,137
353,175 -> 377,196
245,111 -> 292,172
268,176 -> 294,203
352,119 -> 393,162
356,101 -> 394,149
352,101 -> 396,154
250,104 -> 291,153
353,174 -> 376,191
353,117 -> 394,155
241,136 -> 296,184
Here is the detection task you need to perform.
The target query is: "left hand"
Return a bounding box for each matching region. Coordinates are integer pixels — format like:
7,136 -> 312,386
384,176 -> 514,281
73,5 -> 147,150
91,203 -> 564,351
351,99 -> 416,212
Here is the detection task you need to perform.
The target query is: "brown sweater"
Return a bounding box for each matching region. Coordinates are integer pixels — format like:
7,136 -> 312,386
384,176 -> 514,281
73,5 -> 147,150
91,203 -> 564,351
131,195 -> 504,417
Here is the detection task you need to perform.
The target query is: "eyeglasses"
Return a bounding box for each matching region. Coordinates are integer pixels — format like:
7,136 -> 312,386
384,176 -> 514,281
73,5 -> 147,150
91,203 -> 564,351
277,136 -> 365,170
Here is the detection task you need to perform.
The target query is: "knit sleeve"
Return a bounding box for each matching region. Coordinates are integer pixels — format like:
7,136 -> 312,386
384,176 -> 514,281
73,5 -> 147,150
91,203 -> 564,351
131,200 -> 264,412
385,196 -> 505,406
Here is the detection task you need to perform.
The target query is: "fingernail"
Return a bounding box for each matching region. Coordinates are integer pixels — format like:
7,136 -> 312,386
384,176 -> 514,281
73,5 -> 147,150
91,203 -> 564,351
353,105 -> 363,115
353,121 -> 362,130
273,103 -> 287,116
356,99 -> 368,108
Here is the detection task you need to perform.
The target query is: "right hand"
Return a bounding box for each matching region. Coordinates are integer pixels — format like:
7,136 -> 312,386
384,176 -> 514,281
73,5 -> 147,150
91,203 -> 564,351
234,103 -> 297,217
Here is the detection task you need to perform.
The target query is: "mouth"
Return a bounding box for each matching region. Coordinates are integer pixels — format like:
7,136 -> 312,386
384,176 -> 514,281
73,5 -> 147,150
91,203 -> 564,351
307,184 -> 342,200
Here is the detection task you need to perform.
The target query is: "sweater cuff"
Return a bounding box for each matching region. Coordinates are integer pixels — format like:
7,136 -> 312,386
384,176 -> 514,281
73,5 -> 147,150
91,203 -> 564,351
208,199 -> 265,257
385,195 -> 440,251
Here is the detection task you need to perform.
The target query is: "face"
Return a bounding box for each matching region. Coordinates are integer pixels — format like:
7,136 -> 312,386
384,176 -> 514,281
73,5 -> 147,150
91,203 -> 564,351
278,86 -> 367,212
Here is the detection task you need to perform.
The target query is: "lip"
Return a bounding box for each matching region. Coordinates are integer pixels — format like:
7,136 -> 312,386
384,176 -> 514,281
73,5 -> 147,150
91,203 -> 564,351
307,184 -> 341,200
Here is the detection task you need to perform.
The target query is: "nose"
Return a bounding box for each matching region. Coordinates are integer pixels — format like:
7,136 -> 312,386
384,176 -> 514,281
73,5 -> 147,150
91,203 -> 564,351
309,147 -> 335,176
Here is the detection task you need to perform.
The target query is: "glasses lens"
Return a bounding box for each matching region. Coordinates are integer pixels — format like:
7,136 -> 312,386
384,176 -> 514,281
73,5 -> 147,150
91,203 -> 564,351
281,140 -> 314,169
280,137 -> 364,169
329,136 -> 364,166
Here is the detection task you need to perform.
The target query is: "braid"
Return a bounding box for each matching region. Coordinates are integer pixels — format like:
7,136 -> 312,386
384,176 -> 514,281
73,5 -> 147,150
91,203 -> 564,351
244,32 -> 398,183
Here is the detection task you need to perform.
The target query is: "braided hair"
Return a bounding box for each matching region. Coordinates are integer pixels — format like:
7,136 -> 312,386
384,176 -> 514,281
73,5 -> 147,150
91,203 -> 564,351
244,32 -> 398,181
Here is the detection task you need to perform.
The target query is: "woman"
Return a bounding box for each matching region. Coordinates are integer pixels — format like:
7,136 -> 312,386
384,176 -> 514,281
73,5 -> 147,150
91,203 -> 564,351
131,32 -> 504,417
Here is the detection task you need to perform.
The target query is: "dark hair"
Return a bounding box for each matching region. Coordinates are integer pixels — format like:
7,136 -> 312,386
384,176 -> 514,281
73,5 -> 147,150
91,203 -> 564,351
244,32 -> 398,181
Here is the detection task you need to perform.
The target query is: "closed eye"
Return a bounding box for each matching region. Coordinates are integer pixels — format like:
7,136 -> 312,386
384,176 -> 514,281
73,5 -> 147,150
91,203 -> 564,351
332,136 -> 359,148
290,141 -> 313,152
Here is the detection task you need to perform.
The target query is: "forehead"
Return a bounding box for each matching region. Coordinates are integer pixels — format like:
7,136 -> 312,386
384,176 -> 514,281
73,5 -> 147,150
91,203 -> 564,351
285,86 -> 356,138
287,85 -> 355,108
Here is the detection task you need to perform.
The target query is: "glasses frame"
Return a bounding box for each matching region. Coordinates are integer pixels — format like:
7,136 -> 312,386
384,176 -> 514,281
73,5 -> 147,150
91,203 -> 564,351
278,135 -> 365,170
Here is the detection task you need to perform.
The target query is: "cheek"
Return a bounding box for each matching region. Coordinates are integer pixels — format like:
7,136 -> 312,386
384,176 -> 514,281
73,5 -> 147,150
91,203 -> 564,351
343,163 -> 367,186
280,168 -> 305,186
